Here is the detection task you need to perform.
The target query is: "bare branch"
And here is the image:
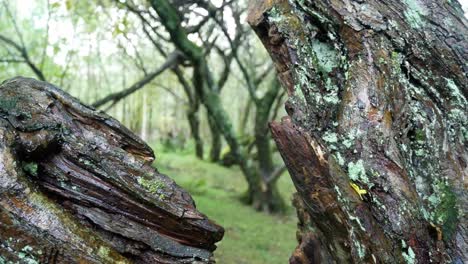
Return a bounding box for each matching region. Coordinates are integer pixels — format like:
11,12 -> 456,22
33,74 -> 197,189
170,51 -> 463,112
39,0 -> 51,71
0,58 -> 25,63
2,0 -> 26,48
59,51 -> 74,88
270,89 -> 286,122
266,165 -> 287,184
254,63 -> 274,86
0,34 -> 46,81
157,84 -> 188,104
92,51 -> 182,108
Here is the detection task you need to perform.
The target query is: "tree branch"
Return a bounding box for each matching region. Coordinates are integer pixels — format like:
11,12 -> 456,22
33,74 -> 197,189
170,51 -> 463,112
92,51 -> 181,108
266,165 -> 287,184
0,34 -> 46,81
0,58 -> 25,63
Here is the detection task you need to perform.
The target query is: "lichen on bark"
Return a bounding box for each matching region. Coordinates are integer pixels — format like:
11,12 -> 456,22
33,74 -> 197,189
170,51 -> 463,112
0,77 -> 224,263
249,0 -> 467,262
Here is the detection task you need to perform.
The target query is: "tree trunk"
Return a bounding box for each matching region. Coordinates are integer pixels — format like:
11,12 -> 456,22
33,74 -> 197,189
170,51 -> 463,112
0,77 -> 223,263
208,115 -> 222,162
187,106 -> 204,159
244,171 -> 286,213
249,80 -> 286,213
249,0 -> 467,263
238,98 -> 252,137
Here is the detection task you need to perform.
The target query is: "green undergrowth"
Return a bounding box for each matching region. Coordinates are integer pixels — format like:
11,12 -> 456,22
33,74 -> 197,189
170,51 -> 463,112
153,147 -> 298,264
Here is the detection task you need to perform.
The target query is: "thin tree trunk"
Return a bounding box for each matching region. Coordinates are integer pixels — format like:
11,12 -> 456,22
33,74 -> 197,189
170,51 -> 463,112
245,78 -> 286,213
208,115 -> 222,162
141,90 -> 148,141
238,98 -> 252,137
247,130 -> 286,213
187,106 -> 204,159
249,0 -> 467,262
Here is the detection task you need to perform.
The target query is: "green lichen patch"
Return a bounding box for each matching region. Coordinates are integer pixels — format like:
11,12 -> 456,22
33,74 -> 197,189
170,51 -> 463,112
445,78 -> 467,106
322,132 -> 338,143
430,181 -> 458,241
403,0 -> 427,28
342,129 -> 359,149
267,1 -> 344,121
97,246 -> 110,259
334,152 -> 345,166
22,245 -> 33,252
348,160 -> 365,181
402,246 -> 416,264
78,158 -> 93,167
137,176 -> 165,195
311,39 -> 340,74
348,159 -> 375,189
22,162 -> 39,177
355,240 -> 366,259
15,244 -> 39,264
0,98 -> 18,113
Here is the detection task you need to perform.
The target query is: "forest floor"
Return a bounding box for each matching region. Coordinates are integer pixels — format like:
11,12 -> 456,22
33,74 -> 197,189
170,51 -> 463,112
153,147 -> 298,264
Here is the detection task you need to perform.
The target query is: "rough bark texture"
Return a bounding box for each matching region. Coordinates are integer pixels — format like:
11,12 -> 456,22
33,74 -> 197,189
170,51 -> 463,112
249,0 -> 467,263
0,77 -> 223,263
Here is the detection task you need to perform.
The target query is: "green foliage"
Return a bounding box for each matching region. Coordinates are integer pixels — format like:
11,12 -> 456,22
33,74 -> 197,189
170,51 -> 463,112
22,162 -> 38,177
155,150 -> 297,264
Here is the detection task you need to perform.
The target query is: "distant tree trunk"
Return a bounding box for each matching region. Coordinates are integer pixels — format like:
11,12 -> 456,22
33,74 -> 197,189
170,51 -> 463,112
187,104 -> 204,159
208,115 -> 222,162
140,91 -> 149,141
238,98 -> 252,137
0,77 -> 223,263
249,0 -> 467,263
246,78 -> 286,212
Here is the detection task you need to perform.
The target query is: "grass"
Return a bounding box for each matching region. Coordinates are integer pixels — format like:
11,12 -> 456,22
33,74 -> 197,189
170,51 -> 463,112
153,148 -> 298,264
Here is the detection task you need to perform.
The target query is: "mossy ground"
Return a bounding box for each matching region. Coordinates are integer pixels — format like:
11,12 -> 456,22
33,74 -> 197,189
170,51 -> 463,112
153,146 -> 298,264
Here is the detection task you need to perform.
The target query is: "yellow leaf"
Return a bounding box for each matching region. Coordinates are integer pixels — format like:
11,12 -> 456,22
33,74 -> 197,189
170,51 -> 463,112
350,182 -> 367,200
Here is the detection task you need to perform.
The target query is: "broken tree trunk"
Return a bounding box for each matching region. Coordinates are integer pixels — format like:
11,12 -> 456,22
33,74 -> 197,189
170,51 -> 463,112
249,0 -> 467,263
0,77 -> 224,263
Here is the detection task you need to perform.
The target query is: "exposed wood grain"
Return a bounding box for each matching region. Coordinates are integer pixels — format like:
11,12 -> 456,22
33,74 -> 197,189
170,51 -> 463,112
0,77 -> 223,263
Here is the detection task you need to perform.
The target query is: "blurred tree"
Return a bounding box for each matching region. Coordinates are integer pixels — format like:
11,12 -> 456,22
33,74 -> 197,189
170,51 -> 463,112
91,0 -> 207,158
0,1 -> 46,81
0,0 -> 79,85
147,0 -> 290,212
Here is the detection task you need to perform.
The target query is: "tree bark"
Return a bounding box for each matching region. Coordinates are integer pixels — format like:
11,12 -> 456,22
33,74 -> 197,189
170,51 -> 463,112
249,0 -> 467,263
0,77 -> 223,263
